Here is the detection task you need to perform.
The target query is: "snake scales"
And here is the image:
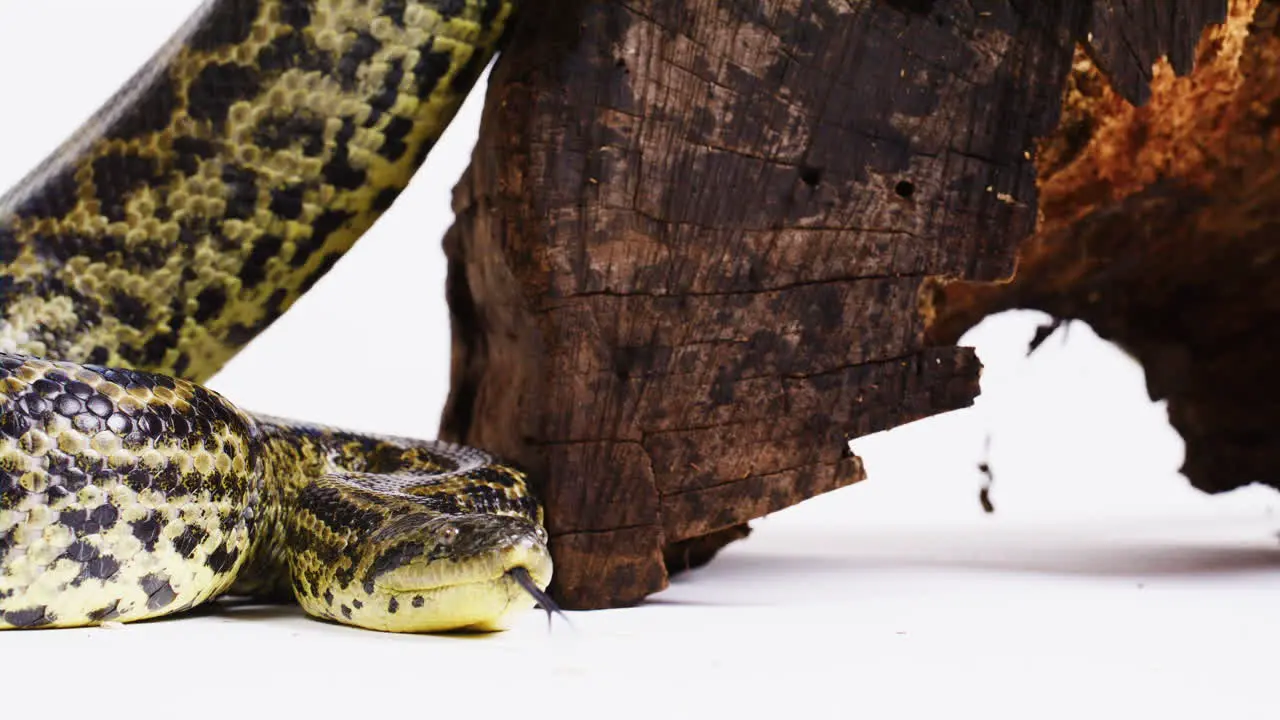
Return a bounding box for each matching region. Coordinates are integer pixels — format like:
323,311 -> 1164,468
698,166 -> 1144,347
0,0 -> 555,633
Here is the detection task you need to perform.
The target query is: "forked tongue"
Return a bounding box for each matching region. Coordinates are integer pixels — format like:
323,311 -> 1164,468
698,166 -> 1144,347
507,567 -> 567,629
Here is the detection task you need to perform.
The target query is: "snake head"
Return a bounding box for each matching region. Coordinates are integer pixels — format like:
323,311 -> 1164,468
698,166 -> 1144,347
328,512 -> 554,633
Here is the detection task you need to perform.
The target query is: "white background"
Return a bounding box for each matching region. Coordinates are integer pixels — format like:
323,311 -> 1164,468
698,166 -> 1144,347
1,3 -> 1278,718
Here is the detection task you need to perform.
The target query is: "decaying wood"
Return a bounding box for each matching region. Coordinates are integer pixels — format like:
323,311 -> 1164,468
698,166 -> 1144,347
929,0 -> 1278,495
439,0 -> 1229,609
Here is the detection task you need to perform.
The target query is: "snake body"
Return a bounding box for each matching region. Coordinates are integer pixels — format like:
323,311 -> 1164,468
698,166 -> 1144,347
0,0 -> 553,632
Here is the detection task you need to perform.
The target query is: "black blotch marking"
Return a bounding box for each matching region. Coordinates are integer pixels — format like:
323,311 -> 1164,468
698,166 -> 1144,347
297,253 -> 341,295
310,209 -> 351,244
361,540 -> 424,588
269,185 -> 306,219
3,606 -> 50,628
799,164 -> 823,187
412,50 -> 453,97
256,29 -> 329,74
193,285 -> 228,323
207,543 -> 240,574
140,574 -> 177,611
62,540 -> 97,562
92,153 -> 161,222
187,63 -> 260,125
93,503 -> 119,530
381,0 -> 407,25
340,604 -> 352,619
411,595 -> 424,608
337,32 -> 381,90
188,0 -> 260,50
295,482 -> 386,553
88,601 -> 121,622
253,115 -> 327,155
895,180 -> 915,199
63,540 -> 120,585
131,514 -> 163,552
59,504 -> 119,536
0,411 -> 29,438
88,346 -> 110,365
221,164 -> 260,220
352,599 -> 363,609
172,137 -> 215,177
239,234 -> 283,289
0,227 -> 20,264
171,353 -> 191,378
86,554 -> 121,581
289,207 -> 350,268
173,526 -> 209,559
436,0 -> 466,17
140,331 -> 176,368
323,589 -> 335,606
371,187 -> 401,212
0,468 -> 19,496
378,116 -> 413,161
110,291 -> 151,330
280,1 -> 311,28
470,466 -> 519,488
367,61 -> 405,127
387,596 -> 399,614
136,412 -> 166,438
321,120 -> 367,190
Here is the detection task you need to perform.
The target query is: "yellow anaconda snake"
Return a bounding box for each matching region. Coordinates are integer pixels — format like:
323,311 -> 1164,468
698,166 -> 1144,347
0,0 -> 555,633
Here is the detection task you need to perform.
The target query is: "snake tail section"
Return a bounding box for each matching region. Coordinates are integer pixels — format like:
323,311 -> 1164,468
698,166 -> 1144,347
0,0 -> 514,382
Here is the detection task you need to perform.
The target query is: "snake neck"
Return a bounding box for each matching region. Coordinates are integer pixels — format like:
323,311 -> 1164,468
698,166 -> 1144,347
225,414 -> 546,617
226,416 -> 330,599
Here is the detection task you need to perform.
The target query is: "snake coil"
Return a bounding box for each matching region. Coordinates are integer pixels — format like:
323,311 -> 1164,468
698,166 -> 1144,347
0,0 -> 552,633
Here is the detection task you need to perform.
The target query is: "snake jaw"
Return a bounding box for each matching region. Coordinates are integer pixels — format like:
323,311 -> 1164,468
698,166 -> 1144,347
330,516 -> 554,634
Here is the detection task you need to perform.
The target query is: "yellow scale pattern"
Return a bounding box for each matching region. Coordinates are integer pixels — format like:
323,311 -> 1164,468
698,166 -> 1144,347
0,0 -> 509,381
0,0 -> 554,633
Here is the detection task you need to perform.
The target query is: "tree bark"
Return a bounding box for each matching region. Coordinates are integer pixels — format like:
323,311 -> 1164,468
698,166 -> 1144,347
440,0 -> 1228,609
929,0 -> 1277,495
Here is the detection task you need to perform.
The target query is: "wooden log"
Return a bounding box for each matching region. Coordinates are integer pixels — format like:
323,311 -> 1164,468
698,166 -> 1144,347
440,0 -> 1227,609
929,0 -> 1277,495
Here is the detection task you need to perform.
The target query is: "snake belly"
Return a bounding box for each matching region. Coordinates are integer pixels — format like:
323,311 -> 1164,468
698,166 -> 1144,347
0,0 -> 553,632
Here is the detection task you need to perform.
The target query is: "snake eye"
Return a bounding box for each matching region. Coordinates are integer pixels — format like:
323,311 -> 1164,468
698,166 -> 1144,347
439,525 -> 459,544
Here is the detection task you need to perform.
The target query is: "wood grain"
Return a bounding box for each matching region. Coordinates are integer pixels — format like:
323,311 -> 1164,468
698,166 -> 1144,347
439,0 -> 1228,608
